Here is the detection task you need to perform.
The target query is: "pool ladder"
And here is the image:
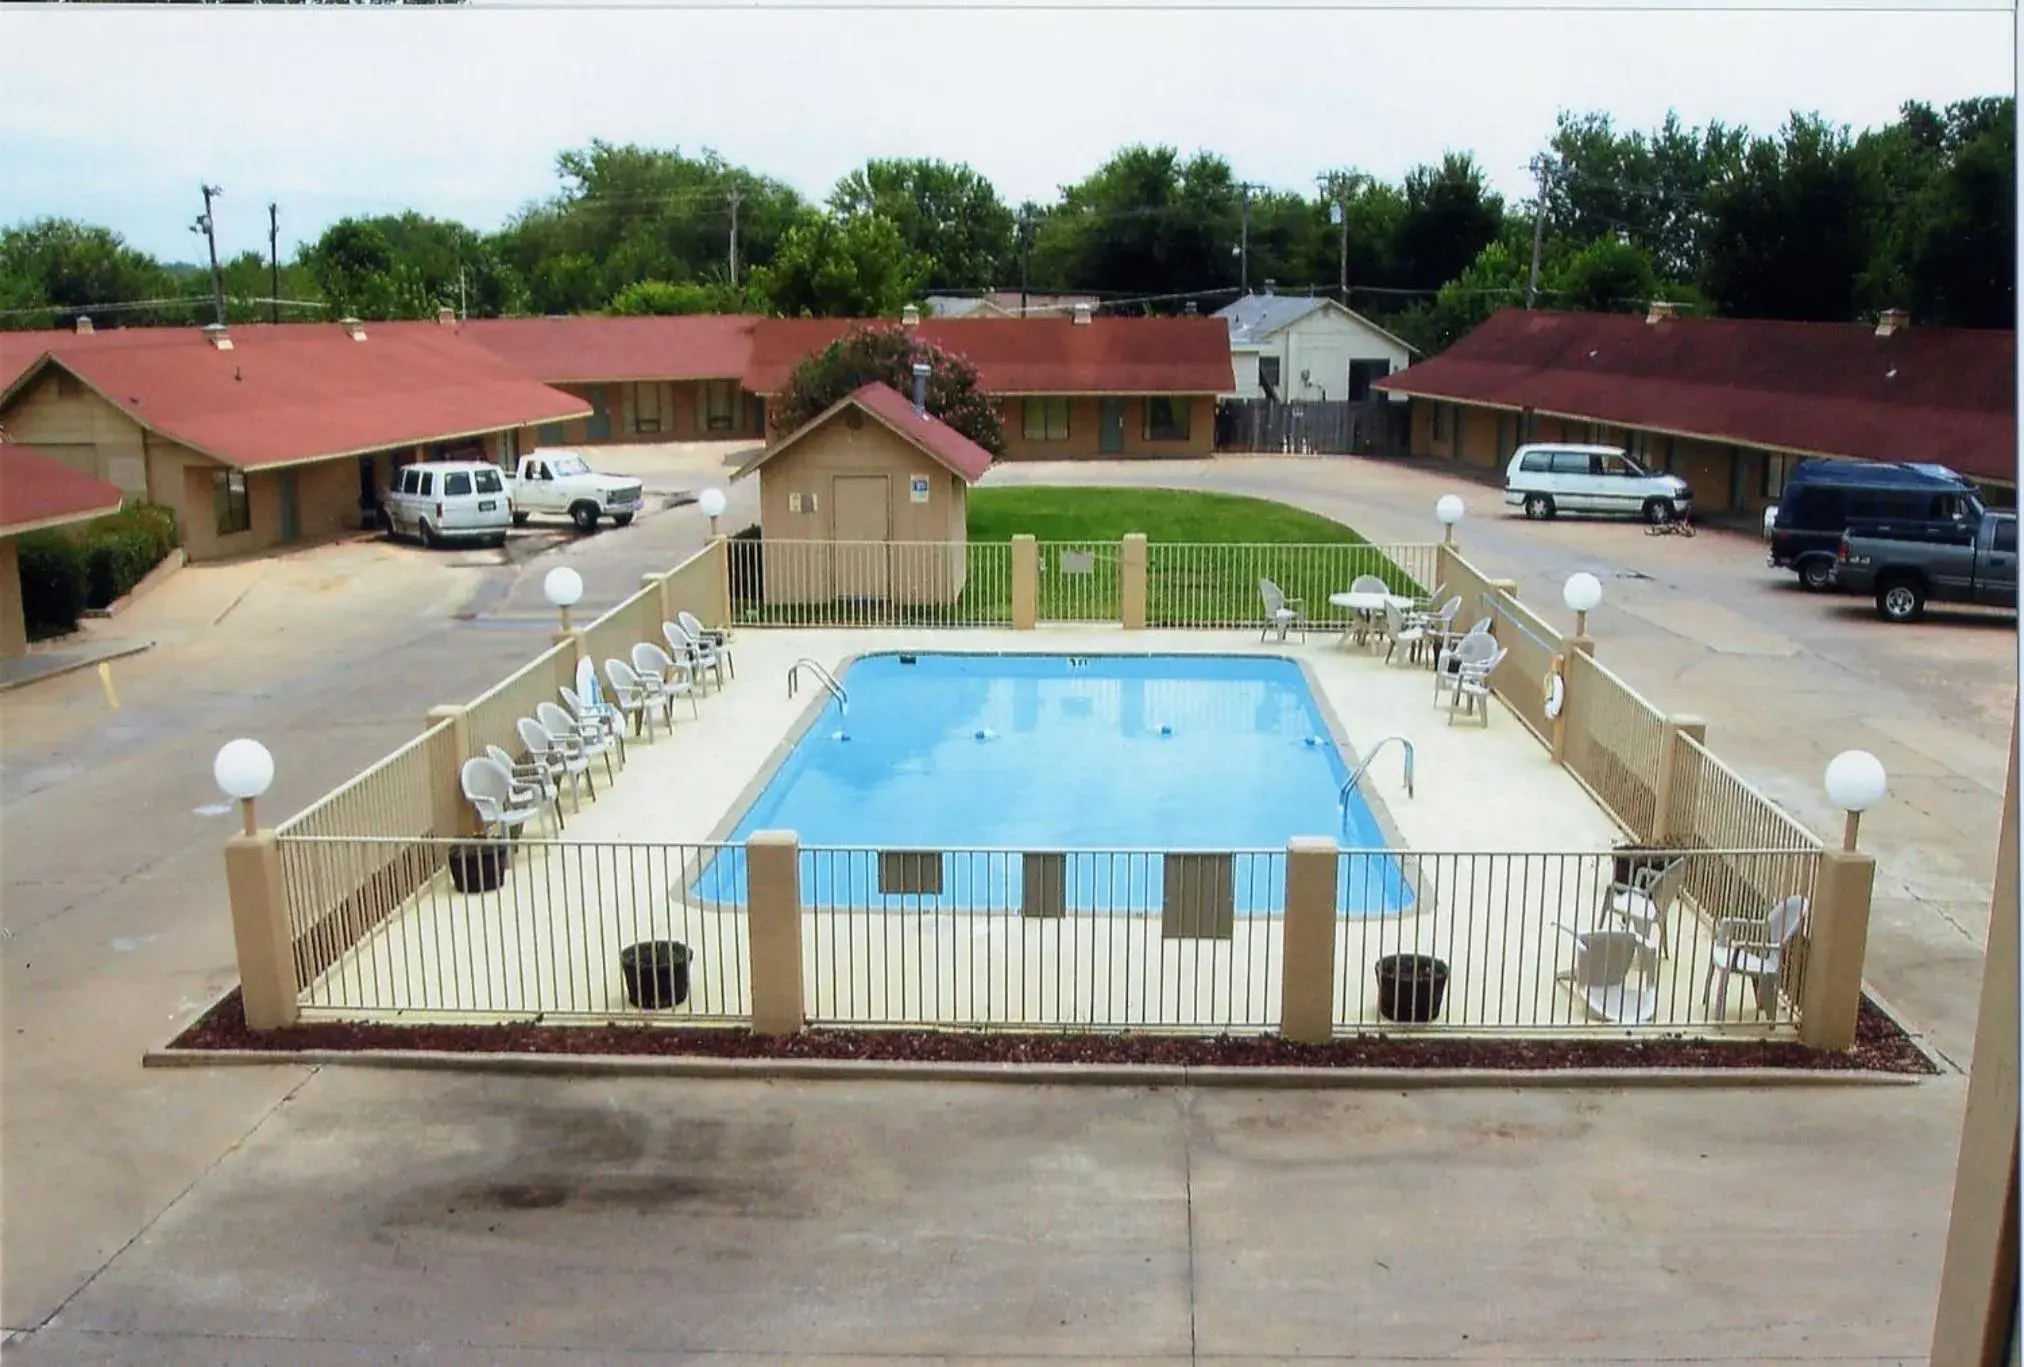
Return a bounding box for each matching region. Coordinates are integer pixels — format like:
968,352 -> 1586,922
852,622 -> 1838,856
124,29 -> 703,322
788,658 -> 849,711
1342,736 -> 1414,815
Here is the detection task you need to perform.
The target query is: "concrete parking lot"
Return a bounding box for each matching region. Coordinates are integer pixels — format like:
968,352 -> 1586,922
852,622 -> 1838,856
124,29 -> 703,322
0,450 -> 2005,1362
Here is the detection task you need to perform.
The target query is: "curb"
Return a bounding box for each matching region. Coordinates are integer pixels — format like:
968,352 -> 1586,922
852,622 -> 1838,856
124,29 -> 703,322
0,638 -> 153,694
81,548 -> 184,619
140,1046 -> 1926,1089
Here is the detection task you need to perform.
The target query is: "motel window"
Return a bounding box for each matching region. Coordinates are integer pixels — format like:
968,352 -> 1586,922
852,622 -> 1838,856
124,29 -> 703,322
1144,397 -> 1191,442
632,383 -> 665,434
1022,397 -> 1070,441
213,468 -> 250,536
1763,452 -> 1791,500
704,380 -> 738,431
1431,403 -> 1450,441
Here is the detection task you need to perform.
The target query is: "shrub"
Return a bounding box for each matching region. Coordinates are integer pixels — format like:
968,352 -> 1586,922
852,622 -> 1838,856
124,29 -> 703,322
16,533 -> 88,639
772,324 -> 1005,456
77,501 -> 181,609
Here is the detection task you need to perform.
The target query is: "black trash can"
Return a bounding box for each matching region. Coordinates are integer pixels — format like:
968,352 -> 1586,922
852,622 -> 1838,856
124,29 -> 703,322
448,843 -> 509,894
620,941 -> 693,1009
1374,954 -> 1449,1024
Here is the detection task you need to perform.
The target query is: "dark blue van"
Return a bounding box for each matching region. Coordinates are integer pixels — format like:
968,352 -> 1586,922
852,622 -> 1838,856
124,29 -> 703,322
1767,459 -> 1983,590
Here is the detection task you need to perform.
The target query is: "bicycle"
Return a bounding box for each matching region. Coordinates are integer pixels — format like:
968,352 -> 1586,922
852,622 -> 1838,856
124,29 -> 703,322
1646,516 -> 1696,537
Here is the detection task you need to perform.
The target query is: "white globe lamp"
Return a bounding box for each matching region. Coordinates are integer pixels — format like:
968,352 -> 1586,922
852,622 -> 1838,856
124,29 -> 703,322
1435,494 -> 1465,544
1561,571 -> 1603,636
1824,749 -> 1888,850
697,487 -> 728,538
214,738 -> 275,835
543,565 -> 584,631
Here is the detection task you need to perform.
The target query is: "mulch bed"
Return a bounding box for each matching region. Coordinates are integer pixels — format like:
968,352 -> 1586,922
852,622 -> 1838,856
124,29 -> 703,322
166,990 -> 1934,1075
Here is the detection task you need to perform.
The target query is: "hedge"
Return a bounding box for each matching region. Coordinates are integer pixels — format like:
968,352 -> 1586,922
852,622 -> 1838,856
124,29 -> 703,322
18,534 -> 89,640
17,501 -> 181,640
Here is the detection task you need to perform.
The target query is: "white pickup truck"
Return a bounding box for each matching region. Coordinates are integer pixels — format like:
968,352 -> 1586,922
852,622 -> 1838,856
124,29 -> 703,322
506,452 -> 646,533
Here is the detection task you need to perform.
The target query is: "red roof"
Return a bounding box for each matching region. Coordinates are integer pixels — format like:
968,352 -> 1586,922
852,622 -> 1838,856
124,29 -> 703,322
0,443 -> 124,535
1377,308 -> 2017,483
0,324 -> 589,471
742,316 -> 1235,396
737,382 -> 995,484
455,314 -> 758,382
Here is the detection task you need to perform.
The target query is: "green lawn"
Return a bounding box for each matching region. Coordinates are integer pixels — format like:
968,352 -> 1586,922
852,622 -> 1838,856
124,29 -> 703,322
967,486 -> 1368,544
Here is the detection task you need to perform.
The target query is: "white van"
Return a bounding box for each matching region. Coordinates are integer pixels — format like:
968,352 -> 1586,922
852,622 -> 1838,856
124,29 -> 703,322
383,461 -> 512,548
1503,444 -> 1693,524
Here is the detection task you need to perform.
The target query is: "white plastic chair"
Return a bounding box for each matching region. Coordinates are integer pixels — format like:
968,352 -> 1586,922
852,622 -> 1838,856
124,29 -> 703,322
1703,895 -> 1810,1020
1345,574 -> 1389,645
664,619 -> 726,693
538,700 -> 617,783
1409,596 -> 1463,665
483,743 -> 563,833
1434,618 -> 1494,690
461,755 -> 545,841
678,610 -> 735,680
1434,626 -> 1497,702
1555,925 -> 1659,1025
1383,600 -> 1428,667
632,641 -> 701,721
561,684 -> 626,767
518,714 -> 595,811
1259,579 -> 1307,643
603,658 -> 662,739
1445,645 -> 1505,727
1605,854 -> 1689,958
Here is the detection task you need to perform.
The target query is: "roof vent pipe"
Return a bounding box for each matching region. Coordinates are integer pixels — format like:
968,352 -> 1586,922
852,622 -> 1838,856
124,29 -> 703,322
901,304 -> 921,327
74,316 -> 94,335
1876,307 -> 1910,337
1646,300 -> 1676,324
338,317 -> 366,341
202,323 -> 233,351
1072,303 -> 1093,326
911,362 -> 930,417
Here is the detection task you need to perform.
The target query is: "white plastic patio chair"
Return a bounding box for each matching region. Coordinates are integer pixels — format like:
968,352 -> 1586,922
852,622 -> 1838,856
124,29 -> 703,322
1382,600 -> 1429,667
1258,579 -> 1307,643
1702,895 -> 1810,1020
1445,645 -> 1506,727
538,700 -> 617,783
461,755 -> 545,842
1434,617 -> 1494,688
517,715 -> 596,811
664,619 -> 726,693
1408,596 -> 1463,665
561,683 -> 626,767
678,610 -> 735,680
1604,854 -> 1689,959
1434,625 -> 1497,702
483,743 -> 563,833
1345,574 -> 1390,645
1555,924 -> 1659,1025
631,641 -> 701,722
603,658 -> 663,740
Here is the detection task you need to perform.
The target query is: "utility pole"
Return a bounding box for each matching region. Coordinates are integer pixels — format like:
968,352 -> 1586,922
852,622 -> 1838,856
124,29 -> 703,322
1333,199 -> 1347,302
1526,156 -> 1553,310
267,202 -> 279,324
194,183 -> 226,326
459,265 -> 468,321
727,181 -> 742,288
1018,205 -> 1032,318
1238,182 -> 1253,296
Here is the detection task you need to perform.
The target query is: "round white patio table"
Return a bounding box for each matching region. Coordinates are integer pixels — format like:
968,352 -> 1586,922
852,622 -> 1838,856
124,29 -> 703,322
1328,590 -> 1416,648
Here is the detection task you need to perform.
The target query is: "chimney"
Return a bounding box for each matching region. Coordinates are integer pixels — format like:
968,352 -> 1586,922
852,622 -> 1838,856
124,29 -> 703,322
910,362 -> 930,417
1876,307 -> 1910,337
1645,300 -> 1676,324
1183,301 -> 1198,317
1263,280 -> 1276,297
901,303 -> 921,327
436,306 -> 456,327
73,315 -> 94,335
1072,302 -> 1093,326
338,316 -> 367,342
202,322 -> 233,351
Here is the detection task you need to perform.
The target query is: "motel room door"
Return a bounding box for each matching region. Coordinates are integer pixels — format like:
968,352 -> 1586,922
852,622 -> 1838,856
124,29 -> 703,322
584,386 -> 612,441
278,469 -> 301,542
830,475 -> 891,600
1099,398 -> 1126,454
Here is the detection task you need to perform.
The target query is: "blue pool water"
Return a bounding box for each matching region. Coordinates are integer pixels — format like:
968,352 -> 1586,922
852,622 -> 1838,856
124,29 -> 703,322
690,653 -> 1413,914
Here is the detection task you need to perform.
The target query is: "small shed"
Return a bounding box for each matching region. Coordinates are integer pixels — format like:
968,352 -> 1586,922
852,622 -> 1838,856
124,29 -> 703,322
0,443 -> 124,658
733,381 -> 994,608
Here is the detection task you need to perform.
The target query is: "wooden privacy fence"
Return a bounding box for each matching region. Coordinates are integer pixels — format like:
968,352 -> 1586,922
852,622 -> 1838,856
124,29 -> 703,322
1216,399 -> 1409,457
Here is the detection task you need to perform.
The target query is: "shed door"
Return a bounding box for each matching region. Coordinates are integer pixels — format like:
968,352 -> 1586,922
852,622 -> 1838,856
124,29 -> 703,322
831,475 -> 891,600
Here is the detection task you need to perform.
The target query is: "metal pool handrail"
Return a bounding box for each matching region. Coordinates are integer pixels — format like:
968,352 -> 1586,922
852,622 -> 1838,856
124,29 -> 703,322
1342,735 -> 1415,812
789,658 -> 849,710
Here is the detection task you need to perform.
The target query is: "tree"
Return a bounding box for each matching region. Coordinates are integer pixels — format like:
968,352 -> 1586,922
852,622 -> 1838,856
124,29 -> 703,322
829,159 -> 1016,292
0,219 -> 186,328
771,324 -> 1004,455
1394,153 -> 1505,291
1700,114 -> 1875,321
1028,145 -> 1241,305
1550,236 -> 1660,314
752,213 -> 929,318
606,278 -> 763,316
1905,101 -> 2014,327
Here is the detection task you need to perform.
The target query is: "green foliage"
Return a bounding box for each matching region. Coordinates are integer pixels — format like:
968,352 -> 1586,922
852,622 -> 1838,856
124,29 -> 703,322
1395,153 -> 1506,291
0,219 -> 195,328
772,323 -> 1004,455
16,532 -> 87,638
1551,236 -> 1660,314
76,502 -> 179,609
307,220 -> 436,320
829,159 -> 1015,292
606,278 -> 762,316
1029,145 -> 1242,306
753,213 -> 929,319
1700,115 -> 1876,321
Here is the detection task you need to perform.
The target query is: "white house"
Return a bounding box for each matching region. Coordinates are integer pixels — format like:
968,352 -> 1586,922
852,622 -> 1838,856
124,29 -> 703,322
1216,290 -> 1417,403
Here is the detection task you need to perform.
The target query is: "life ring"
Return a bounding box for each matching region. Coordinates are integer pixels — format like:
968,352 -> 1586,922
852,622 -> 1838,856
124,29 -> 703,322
1542,655 -> 1566,720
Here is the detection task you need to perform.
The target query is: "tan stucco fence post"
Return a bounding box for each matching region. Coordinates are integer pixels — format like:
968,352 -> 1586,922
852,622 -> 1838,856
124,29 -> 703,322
224,831 -> 300,1030
1551,635 -> 1594,767
745,829 -> 805,1035
708,535 -> 732,628
1278,836 -> 1339,1043
1121,533 -> 1148,630
1931,717 -> 2019,1364
644,571 -> 672,628
1648,714 -> 1708,843
551,628 -> 586,694
1010,535 -> 1038,630
1796,846 -> 1877,1050
424,704 -> 475,839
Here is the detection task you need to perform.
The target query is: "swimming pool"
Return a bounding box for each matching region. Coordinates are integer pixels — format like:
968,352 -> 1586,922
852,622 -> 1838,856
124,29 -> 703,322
690,653 -> 1413,914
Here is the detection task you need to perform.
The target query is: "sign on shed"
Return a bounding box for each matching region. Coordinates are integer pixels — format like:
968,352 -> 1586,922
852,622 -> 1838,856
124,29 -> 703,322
909,475 -> 931,503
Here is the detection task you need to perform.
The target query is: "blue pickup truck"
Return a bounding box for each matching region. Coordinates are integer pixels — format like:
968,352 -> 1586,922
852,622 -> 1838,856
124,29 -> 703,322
1832,510 -> 2019,622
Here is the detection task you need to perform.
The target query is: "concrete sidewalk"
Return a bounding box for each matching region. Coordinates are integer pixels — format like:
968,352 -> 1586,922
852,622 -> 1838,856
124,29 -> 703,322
0,636 -> 151,693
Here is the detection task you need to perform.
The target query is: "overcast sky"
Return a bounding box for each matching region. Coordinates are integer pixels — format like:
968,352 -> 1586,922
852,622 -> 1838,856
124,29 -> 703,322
1,1 -> 2013,265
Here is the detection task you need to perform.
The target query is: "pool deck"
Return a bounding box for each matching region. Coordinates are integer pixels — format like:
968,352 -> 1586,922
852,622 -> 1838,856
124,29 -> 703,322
305,628 -> 1796,1036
